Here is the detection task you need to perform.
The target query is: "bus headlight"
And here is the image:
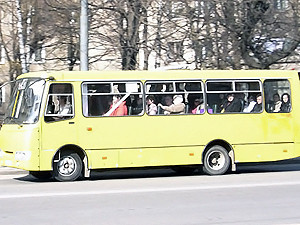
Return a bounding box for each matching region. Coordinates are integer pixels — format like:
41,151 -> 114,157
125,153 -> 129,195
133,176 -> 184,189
15,151 -> 31,161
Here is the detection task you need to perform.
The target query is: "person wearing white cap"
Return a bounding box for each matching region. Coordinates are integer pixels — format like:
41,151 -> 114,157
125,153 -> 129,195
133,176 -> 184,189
158,95 -> 185,115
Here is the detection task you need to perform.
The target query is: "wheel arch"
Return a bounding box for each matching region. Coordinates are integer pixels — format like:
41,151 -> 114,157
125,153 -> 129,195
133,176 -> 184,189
52,144 -> 90,178
203,139 -> 236,171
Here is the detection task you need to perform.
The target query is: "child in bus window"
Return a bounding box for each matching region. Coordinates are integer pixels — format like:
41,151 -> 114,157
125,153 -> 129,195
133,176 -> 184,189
146,95 -> 157,115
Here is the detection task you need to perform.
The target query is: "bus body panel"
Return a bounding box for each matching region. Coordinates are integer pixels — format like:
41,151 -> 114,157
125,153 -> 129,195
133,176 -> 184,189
77,112 -> 294,169
234,143 -> 294,163
0,124 -> 40,170
85,146 -> 204,169
40,118 -> 78,170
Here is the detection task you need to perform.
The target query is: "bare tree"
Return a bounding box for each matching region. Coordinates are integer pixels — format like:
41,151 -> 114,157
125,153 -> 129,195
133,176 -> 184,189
184,0 -> 300,69
0,0 -> 299,76
156,0 -> 299,69
42,0 -> 80,71
0,1 -> 21,81
90,0 -> 155,70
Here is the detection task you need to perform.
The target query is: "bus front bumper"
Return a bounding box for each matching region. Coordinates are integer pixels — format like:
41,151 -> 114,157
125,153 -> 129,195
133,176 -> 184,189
0,149 -> 34,170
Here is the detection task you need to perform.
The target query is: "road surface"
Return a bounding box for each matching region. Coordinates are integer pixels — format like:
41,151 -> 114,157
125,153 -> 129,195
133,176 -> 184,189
1,161 -> 300,225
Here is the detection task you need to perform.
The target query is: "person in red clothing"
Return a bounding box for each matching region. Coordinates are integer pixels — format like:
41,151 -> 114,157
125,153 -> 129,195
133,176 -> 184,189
109,95 -> 128,116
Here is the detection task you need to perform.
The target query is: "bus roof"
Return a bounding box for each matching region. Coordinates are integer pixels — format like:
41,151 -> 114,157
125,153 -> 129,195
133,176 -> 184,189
17,70 -> 299,81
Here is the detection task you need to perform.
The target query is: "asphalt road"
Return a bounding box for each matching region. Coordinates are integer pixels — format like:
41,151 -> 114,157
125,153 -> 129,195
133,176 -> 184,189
1,160 -> 300,225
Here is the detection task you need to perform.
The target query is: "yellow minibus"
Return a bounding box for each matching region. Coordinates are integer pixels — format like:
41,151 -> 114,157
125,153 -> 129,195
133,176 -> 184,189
0,70 -> 299,181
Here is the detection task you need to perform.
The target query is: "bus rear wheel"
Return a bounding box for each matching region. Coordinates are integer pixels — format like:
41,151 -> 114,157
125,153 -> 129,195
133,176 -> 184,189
203,145 -> 230,175
53,151 -> 83,182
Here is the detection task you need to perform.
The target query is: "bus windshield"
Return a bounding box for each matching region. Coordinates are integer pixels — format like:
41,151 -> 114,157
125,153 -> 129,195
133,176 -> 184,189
3,78 -> 45,124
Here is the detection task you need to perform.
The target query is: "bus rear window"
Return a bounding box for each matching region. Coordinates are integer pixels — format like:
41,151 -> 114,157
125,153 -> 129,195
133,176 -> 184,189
264,79 -> 291,113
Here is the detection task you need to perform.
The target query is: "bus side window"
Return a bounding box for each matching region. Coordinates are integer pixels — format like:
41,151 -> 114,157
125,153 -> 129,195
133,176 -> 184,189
45,83 -> 74,122
145,81 -> 204,115
82,81 -> 143,117
206,80 -> 262,114
264,79 -> 292,113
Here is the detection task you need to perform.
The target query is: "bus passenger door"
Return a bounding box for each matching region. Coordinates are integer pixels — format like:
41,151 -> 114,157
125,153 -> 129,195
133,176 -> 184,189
40,83 -> 77,170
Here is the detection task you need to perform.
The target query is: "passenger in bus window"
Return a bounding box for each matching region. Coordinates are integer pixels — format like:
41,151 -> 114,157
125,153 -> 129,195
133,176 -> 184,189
146,95 -> 158,115
158,95 -> 185,115
192,98 -> 204,114
57,96 -> 72,115
162,95 -> 173,106
243,95 -> 256,113
157,95 -> 172,114
213,93 -> 226,113
46,97 -> 55,114
106,95 -> 128,116
270,93 -> 282,112
236,93 -> 246,111
251,94 -> 263,113
280,93 -> 291,113
220,94 -> 242,113
131,96 -> 143,115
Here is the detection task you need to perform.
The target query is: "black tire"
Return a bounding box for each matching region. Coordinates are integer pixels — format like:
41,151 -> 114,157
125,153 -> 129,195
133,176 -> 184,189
53,152 -> 83,182
29,171 -> 52,180
171,166 -> 197,175
203,145 -> 230,175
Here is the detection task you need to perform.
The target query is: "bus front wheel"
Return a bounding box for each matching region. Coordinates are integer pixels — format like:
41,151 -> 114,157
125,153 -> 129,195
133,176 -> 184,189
53,151 -> 83,182
203,145 -> 230,175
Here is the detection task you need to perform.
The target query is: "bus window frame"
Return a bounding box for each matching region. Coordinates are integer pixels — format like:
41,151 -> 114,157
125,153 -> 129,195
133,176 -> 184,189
205,79 -> 263,114
145,79 -> 205,116
44,83 -> 75,122
81,80 -> 144,117
263,78 -> 292,113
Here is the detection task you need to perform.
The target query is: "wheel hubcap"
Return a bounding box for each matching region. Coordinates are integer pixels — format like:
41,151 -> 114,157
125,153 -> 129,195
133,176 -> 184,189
58,156 -> 77,176
207,151 -> 225,170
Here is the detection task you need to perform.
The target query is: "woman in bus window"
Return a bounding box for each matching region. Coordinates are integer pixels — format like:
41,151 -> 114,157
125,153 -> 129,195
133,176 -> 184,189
243,95 -> 256,113
220,94 -> 241,113
271,93 -> 282,112
251,94 -> 263,113
108,95 -> 128,116
280,93 -> 291,113
192,98 -> 204,114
